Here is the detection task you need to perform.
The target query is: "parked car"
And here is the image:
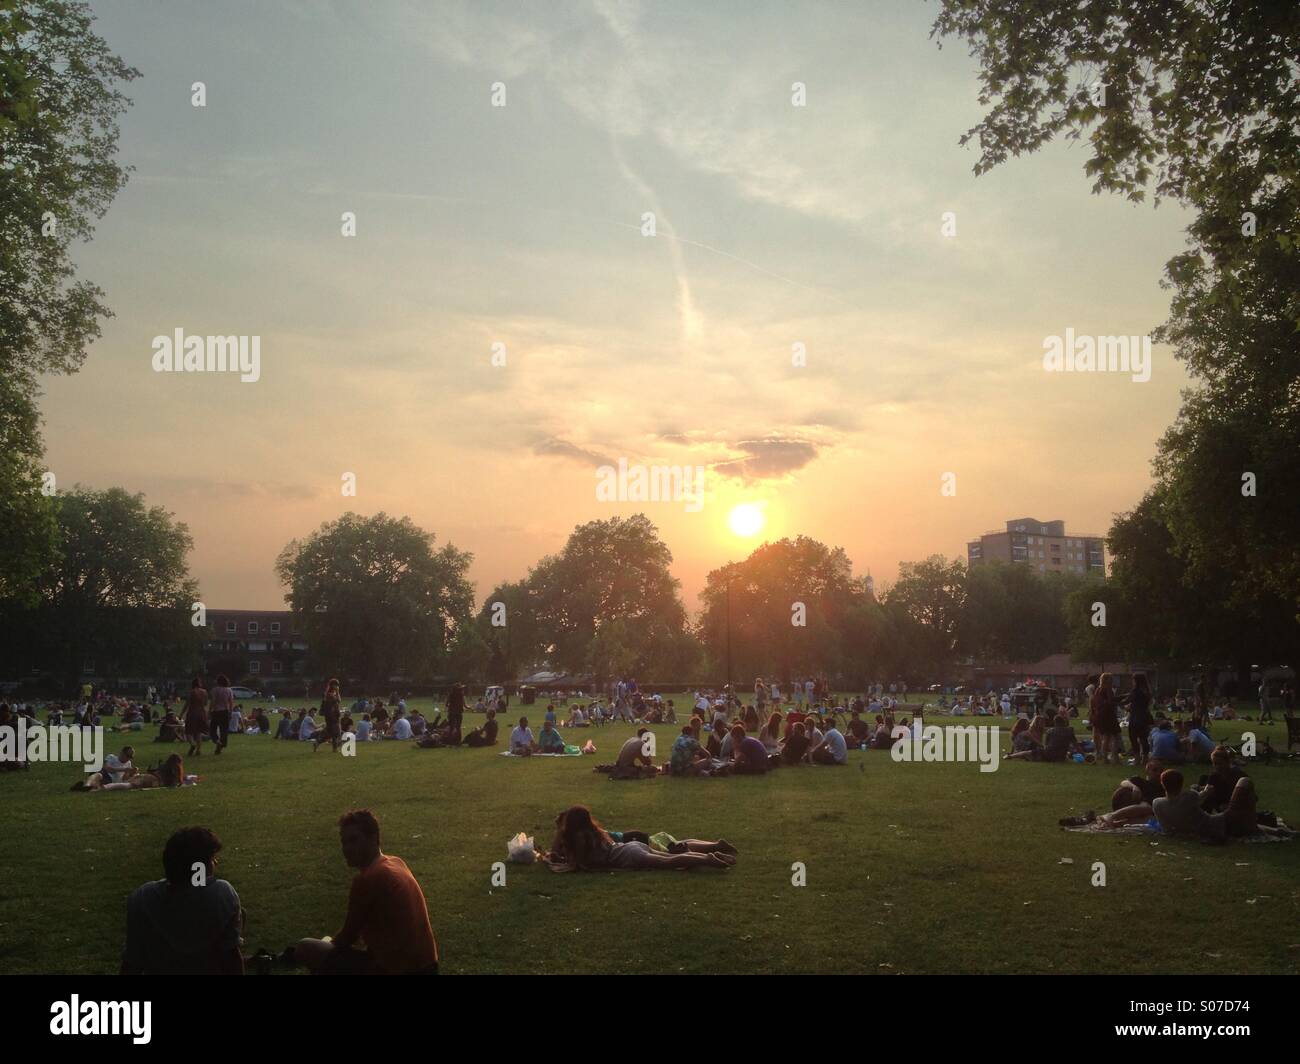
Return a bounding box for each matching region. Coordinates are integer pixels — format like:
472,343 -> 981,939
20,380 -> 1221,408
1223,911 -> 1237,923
230,686 -> 262,700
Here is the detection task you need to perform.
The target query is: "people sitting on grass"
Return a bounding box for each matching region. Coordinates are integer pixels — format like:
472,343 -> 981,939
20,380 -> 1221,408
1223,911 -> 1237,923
544,805 -> 735,871
729,724 -> 770,775
773,719 -> 806,764
1198,746 -> 1246,812
280,810 -> 439,974
537,719 -> 566,753
1184,720 -> 1216,763
388,709 -> 413,740
121,826 -> 243,974
355,713 -> 373,741
509,717 -> 535,755
845,710 -> 871,750
299,709 -> 318,743
566,705 -> 588,727
1149,719 -> 1184,763
870,714 -> 893,750
1063,765 -> 1289,840
670,724 -> 712,776
462,708 -> 499,747
373,700 -> 390,737
760,711 -> 783,752
610,728 -> 656,777
157,708 -> 183,743
809,719 -> 848,765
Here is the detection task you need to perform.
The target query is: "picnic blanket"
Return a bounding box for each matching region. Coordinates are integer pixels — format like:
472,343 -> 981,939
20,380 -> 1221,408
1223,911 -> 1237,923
1063,817 -> 1292,843
498,748 -> 583,758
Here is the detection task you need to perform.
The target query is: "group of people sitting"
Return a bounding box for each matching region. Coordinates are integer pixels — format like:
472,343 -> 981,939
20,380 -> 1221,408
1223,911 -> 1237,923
1060,746 -> 1292,842
123,811 -> 441,975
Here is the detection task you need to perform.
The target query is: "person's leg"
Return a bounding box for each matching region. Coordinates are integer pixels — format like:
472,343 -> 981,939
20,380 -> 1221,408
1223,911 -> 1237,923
291,937 -> 334,972
1099,802 -> 1153,826
680,839 -> 738,856
632,848 -> 731,870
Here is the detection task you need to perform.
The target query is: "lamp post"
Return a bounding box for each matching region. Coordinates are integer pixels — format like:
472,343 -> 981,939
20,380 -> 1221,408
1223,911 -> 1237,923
725,564 -> 732,698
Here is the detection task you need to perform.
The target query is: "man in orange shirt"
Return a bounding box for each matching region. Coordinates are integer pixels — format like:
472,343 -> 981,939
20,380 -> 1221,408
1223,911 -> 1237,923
290,809 -> 439,975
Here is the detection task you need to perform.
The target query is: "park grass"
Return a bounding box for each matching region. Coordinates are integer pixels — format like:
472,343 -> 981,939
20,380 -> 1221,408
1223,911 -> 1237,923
1,708 -> 1297,975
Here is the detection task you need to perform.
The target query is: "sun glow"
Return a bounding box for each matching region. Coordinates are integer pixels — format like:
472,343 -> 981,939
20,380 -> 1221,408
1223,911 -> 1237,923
728,502 -> 765,538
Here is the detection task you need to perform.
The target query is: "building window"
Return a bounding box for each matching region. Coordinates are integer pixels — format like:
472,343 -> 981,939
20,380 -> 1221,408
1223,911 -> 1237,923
248,661 -> 261,674
272,661 -> 283,674
248,621 -> 259,634
270,622 -> 281,634
226,621 -> 236,634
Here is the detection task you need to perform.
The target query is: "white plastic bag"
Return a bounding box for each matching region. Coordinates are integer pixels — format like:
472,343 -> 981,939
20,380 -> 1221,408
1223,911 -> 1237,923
507,831 -> 536,864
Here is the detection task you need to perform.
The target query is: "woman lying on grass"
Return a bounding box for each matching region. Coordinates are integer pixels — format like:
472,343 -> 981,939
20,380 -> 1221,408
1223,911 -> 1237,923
545,805 -> 736,871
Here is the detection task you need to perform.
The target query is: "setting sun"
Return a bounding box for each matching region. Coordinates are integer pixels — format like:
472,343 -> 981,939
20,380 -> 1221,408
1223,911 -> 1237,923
728,502 -> 766,538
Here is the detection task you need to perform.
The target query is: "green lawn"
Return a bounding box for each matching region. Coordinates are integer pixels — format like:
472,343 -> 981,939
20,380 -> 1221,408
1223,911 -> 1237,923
2,709 -> 1296,974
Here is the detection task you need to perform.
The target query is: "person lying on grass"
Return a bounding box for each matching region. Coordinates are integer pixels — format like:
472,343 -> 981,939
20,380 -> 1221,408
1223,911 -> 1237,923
544,805 -> 736,871
74,753 -> 186,791
278,809 -> 439,975
413,713 -> 460,747
1109,759 -> 1166,811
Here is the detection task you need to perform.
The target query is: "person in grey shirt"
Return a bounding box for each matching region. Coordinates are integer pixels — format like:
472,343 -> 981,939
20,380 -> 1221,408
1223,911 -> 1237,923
121,826 -> 243,975
1152,770 -> 1225,842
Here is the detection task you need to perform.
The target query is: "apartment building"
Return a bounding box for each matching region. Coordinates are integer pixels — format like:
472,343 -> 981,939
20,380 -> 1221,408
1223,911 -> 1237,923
966,518 -> 1105,576
202,609 -> 308,683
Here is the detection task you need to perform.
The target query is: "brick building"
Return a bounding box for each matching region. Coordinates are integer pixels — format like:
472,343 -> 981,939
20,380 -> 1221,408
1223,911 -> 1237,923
967,517 -> 1105,576
201,609 -> 308,686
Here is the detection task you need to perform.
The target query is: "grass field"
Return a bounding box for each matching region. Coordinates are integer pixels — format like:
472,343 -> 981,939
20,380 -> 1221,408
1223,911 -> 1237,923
2,704 -> 1297,975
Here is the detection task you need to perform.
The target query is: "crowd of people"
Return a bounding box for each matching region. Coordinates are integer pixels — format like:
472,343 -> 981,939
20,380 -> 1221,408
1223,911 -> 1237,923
1060,746 -> 1291,842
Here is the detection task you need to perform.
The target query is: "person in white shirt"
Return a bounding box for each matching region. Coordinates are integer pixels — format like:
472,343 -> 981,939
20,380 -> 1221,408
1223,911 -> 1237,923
229,707 -> 244,734
804,679 -> 815,704
389,714 -> 412,740
299,713 -> 317,742
99,747 -> 136,785
1000,693 -> 1012,715
510,719 -> 535,755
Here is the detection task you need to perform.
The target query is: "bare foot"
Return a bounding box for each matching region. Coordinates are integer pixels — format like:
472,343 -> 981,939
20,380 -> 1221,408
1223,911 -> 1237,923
715,839 -> 738,856
709,852 -> 737,867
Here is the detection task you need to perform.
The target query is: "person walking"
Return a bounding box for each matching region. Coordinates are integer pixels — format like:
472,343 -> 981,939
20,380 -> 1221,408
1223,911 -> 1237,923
182,676 -> 209,758
209,674 -> 235,755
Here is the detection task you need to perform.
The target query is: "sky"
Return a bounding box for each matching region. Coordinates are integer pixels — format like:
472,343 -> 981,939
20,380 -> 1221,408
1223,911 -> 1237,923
40,0 -> 1194,612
